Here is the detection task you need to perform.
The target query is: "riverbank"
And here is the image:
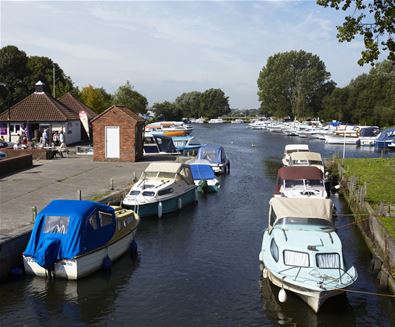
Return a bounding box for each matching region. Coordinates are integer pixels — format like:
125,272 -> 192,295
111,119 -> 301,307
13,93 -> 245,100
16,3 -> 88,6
0,156 -> 149,281
329,157 -> 395,293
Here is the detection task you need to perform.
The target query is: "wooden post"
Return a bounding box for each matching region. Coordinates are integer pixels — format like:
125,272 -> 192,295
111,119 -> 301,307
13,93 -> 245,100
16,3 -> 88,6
32,206 -> 37,222
110,178 -> 114,190
77,189 -> 82,200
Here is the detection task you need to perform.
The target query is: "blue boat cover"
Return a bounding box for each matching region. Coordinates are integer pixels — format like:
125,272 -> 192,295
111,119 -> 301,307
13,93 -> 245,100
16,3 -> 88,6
376,127 -> 395,141
24,200 -> 115,268
190,164 -> 215,180
197,144 -> 226,164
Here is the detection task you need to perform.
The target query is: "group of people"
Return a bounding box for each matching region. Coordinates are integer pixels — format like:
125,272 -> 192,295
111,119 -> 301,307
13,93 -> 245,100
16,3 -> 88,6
40,129 -> 64,147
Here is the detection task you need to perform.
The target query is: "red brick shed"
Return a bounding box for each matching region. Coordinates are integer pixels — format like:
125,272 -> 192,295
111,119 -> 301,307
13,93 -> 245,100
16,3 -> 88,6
91,105 -> 144,162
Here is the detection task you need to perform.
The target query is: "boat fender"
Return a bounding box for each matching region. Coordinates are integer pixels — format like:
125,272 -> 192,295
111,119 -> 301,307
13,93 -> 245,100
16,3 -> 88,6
129,240 -> 138,258
102,255 -> 112,271
278,288 -> 287,303
262,268 -> 268,279
227,163 -> 230,175
178,198 -> 183,209
158,202 -> 163,218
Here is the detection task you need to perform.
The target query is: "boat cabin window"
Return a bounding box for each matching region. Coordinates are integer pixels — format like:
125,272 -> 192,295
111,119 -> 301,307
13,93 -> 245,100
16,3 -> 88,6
158,188 -> 174,196
275,217 -> 333,228
88,213 -> 99,230
158,172 -> 176,180
269,208 -> 277,226
98,211 -> 113,227
284,180 -> 304,188
142,191 -> 155,196
310,160 -> 323,166
270,239 -> 279,262
306,179 -> 322,187
129,190 -> 140,196
144,172 -> 158,178
292,160 -> 308,165
145,137 -> 155,144
43,216 -> 69,234
283,250 -> 310,267
316,253 -> 340,268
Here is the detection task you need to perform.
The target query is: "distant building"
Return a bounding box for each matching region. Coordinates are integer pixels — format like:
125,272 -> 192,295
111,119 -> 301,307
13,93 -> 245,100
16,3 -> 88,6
91,105 -> 144,162
0,81 -> 81,145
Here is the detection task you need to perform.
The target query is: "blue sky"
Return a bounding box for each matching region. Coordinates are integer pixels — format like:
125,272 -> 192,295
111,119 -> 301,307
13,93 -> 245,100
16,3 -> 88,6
1,1 -> 372,109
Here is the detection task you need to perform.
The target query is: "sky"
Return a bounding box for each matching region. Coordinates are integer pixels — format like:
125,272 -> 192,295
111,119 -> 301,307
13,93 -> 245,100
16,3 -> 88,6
1,0 -> 374,109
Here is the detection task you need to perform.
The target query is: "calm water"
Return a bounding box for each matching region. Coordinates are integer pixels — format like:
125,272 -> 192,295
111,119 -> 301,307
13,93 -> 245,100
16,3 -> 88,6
1,124 -> 394,326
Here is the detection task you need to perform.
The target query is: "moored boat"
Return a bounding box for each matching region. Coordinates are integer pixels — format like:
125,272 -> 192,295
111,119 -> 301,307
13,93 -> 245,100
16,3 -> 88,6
374,127 -> 395,149
187,159 -> 220,193
288,151 -> 325,173
23,200 -> 140,280
282,144 -> 310,166
259,197 -> 357,312
122,162 -> 197,217
172,135 -> 201,155
196,144 -> 230,174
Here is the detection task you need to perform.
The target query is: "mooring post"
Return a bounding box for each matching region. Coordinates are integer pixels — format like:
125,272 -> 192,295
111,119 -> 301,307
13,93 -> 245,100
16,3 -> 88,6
110,178 -> 114,190
32,206 -> 37,222
133,171 -> 137,182
77,189 -> 82,200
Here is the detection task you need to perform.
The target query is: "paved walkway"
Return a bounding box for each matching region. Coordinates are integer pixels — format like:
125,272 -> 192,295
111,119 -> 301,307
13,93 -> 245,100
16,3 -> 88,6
0,156 -> 149,241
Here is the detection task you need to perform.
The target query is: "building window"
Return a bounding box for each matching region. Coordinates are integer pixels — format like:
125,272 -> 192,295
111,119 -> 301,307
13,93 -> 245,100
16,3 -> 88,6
10,124 -> 21,134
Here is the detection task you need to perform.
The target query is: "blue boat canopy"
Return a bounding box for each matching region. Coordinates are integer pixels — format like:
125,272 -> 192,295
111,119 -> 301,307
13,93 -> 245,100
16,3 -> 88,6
24,200 -> 116,269
197,144 -> 226,165
190,163 -> 216,180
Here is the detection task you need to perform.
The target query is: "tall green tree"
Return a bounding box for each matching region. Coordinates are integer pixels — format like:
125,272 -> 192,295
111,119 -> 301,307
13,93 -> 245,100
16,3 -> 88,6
27,56 -> 74,97
257,50 -> 331,119
317,0 -> 395,65
153,101 -> 182,120
0,45 -> 30,112
112,80 -> 148,114
79,85 -> 112,113
199,88 -> 230,119
175,91 -> 202,118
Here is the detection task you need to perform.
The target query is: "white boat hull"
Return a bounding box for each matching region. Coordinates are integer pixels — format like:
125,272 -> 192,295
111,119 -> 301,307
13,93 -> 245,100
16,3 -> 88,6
325,135 -> 358,144
23,229 -> 137,280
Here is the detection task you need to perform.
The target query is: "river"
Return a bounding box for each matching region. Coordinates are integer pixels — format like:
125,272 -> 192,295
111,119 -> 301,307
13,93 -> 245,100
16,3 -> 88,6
1,124 -> 394,326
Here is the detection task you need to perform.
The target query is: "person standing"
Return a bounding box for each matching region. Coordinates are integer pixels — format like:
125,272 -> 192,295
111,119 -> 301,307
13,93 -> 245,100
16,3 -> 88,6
59,130 -> 64,145
42,129 -> 48,146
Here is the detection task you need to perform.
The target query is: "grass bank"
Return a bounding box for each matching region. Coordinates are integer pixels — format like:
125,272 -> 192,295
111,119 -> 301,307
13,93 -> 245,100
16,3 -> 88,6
342,158 -> 395,238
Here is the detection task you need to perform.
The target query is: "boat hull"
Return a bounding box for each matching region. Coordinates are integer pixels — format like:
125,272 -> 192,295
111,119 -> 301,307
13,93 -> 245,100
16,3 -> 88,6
264,268 -> 344,313
124,187 -> 197,217
325,135 -> 358,144
23,229 -> 137,280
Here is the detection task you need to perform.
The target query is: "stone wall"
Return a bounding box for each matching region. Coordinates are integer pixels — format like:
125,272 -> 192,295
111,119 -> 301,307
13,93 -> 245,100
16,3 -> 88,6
1,148 -> 49,160
0,154 -> 33,177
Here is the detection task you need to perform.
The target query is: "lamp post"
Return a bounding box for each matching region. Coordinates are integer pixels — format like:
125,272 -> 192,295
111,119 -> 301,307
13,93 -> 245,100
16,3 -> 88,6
0,82 -> 11,142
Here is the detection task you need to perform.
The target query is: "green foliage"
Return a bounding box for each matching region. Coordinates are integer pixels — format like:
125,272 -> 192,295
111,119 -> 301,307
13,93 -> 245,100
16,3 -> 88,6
199,88 -> 230,119
343,158 -> 395,204
320,60 -> 395,125
317,0 -> 395,65
257,50 -> 332,119
152,101 -> 182,120
112,81 -> 148,114
79,85 -> 112,113
175,91 -> 201,118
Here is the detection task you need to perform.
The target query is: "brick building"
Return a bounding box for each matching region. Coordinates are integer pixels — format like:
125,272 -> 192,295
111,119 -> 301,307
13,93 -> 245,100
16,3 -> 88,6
91,105 -> 144,162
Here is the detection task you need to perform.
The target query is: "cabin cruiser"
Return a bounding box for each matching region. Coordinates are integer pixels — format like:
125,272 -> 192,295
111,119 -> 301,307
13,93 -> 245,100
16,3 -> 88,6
145,121 -> 192,136
187,159 -> 220,193
357,126 -> 380,146
23,200 -> 140,280
288,151 -> 324,173
172,135 -> 201,155
196,144 -> 230,174
122,162 -> 197,217
282,144 -> 310,166
143,133 -> 179,156
374,127 -> 395,149
208,118 -> 224,124
275,166 -> 327,198
259,197 -> 357,312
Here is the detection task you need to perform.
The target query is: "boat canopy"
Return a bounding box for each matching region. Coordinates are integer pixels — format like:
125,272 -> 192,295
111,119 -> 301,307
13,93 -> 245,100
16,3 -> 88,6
144,162 -> 194,184
284,144 -> 309,153
270,197 -> 333,222
197,144 -> 226,164
290,151 -> 322,162
277,166 -> 323,180
189,162 -> 216,180
24,200 -> 116,268
376,127 -> 395,141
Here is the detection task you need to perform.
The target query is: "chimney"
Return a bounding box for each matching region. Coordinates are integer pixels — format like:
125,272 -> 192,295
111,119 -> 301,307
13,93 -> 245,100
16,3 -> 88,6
34,81 -> 45,93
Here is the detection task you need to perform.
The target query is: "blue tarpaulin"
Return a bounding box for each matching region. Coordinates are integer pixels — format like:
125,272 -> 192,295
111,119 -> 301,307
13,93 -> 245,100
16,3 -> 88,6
190,163 -> 215,180
24,200 -> 116,268
197,144 -> 225,165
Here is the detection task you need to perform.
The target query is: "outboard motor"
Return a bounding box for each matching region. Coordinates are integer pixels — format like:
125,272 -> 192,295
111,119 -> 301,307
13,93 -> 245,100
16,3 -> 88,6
34,237 -> 61,269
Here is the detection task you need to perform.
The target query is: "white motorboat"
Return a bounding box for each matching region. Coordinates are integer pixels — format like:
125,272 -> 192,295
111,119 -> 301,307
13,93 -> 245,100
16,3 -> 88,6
282,144 -> 310,166
23,200 -> 140,280
275,166 -> 327,198
288,151 -> 325,173
208,118 -> 224,124
259,197 -> 357,312
122,162 -> 197,217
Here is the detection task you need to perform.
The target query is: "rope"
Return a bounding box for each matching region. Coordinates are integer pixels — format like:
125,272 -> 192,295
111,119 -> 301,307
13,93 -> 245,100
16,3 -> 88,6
339,288 -> 395,298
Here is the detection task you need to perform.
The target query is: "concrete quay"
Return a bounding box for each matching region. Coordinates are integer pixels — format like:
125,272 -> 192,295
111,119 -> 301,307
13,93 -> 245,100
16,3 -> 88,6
0,155 -> 149,281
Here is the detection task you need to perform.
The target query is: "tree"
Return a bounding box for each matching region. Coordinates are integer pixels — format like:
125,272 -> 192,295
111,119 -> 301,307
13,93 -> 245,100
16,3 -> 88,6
27,56 -> 74,97
199,88 -> 230,119
79,85 -> 112,113
175,91 -> 202,118
317,0 -> 395,65
257,50 -> 331,119
112,81 -> 148,114
0,45 -> 30,112
152,101 -> 182,120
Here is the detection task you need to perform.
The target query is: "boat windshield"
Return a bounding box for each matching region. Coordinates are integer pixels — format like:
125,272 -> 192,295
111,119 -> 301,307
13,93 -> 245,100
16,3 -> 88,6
275,217 -> 333,229
158,172 -> 176,179
310,160 -> 323,165
306,179 -> 323,187
284,180 -> 304,187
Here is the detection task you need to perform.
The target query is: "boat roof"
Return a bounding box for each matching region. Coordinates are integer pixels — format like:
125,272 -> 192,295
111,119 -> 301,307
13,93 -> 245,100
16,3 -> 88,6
290,151 -> 322,161
145,162 -> 184,173
284,144 -> 309,151
270,197 -> 333,221
277,166 -> 323,180
172,136 -> 194,141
